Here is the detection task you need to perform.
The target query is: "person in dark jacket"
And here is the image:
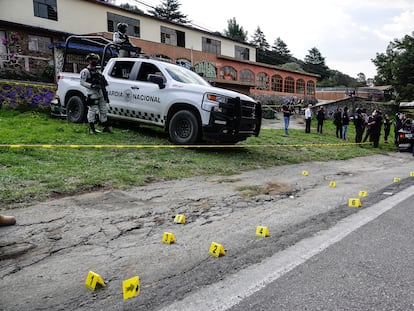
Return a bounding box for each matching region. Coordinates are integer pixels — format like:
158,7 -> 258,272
333,108 -> 342,138
368,109 -> 383,148
316,106 -> 326,133
353,108 -> 365,143
383,113 -> 391,143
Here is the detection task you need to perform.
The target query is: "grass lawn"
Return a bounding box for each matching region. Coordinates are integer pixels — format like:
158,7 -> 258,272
0,110 -> 396,209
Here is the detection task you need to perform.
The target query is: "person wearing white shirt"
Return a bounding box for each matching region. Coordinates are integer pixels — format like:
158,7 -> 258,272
305,104 -> 312,133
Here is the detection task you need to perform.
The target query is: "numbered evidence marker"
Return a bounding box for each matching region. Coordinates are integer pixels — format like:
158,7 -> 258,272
358,191 -> 369,197
302,170 -> 309,176
256,226 -> 270,238
162,232 -> 176,244
122,276 -> 140,300
393,177 -> 401,183
85,271 -> 105,291
173,214 -> 186,224
410,172 -> 414,177
209,242 -> 226,258
348,198 -> 362,208
329,181 -> 337,188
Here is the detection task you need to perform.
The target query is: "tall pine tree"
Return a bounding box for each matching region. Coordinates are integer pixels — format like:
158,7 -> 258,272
149,0 -> 189,24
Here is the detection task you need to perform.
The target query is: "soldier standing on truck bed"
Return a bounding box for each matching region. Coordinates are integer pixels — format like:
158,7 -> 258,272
80,53 -> 113,134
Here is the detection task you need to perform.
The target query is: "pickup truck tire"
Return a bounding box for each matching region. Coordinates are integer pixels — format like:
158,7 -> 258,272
168,110 -> 199,145
66,95 -> 86,123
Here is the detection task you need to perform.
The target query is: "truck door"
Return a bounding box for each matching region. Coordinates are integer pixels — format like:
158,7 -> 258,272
109,60 -> 166,125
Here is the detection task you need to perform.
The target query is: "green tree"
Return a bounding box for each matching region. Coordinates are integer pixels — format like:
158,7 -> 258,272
119,3 -> 143,14
373,34 -> 414,100
223,17 -> 248,42
271,37 -> 292,64
303,47 -> 329,80
148,0 -> 189,24
250,26 -> 270,51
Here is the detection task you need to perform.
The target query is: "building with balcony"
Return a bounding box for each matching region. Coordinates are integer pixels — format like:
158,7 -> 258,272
0,0 -> 318,102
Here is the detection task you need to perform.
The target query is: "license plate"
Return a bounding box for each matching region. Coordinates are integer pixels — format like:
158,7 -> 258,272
405,133 -> 412,138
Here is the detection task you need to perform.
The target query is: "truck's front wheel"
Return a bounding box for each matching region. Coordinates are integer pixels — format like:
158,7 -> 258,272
66,95 -> 86,123
169,110 -> 200,145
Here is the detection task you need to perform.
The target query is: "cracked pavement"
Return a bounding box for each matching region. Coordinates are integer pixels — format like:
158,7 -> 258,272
0,152 -> 413,310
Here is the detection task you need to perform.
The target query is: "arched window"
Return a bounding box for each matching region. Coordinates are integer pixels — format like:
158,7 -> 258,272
296,79 -> 305,94
240,69 -> 254,83
306,80 -> 315,95
271,74 -> 283,92
220,66 -> 237,80
284,77 -> 295,93
256,72 -> 269,90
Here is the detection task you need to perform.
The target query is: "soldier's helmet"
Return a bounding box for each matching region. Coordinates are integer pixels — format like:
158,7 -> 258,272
117,22 -> 128,34
85,53 -> 100,62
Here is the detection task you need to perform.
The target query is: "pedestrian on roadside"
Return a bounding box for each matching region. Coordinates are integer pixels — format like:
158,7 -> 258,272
304,104 -> 312,133
383,113 -> 391,143
281,103 -> 292,135
333,108 -> 342,138
394,113 -> 404,146
368,109 -> 383,148
316,106 -> 326,134
353,108 -> 365,143
363,109 -> 373,143
342,107 -> 349,140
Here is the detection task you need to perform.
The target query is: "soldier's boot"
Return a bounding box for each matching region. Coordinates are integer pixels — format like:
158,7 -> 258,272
102,122 -> 113,134
0,214 -> 16,226
89,122 -> 99,134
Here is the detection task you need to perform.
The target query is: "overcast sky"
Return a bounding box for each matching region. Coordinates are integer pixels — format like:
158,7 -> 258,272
117,0 -> 414,79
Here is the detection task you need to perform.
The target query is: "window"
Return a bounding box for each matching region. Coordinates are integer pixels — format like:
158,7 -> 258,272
284,77 -> 294,93
235,46 -> 249,60
307,81 -> 315,95
107,13 -> 140,38
220,66 -> 237,80
28,35 -> 52,54
240,69 -> 254,83
0,31 -> 7,57
33,0 -> 57,21
161,26 -> 185,47
202,37 -> 221,55
271,75 -> 283,92
109,61 -> 135,80
296,79 -> 305,94
256,72 -> 269,90
137,62 -> 162,81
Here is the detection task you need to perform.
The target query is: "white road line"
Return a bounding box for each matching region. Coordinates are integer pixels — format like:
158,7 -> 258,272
159,185 -> 414,311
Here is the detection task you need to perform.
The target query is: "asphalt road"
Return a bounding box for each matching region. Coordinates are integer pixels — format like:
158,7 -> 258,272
1,153 -> 413,310
160,186 -> 414,311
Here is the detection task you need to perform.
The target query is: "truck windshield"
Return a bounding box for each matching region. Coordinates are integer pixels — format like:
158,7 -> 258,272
164,65 -> 211,86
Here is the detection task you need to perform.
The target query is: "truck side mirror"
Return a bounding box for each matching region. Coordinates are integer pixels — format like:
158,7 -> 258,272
147,74 -> 166,89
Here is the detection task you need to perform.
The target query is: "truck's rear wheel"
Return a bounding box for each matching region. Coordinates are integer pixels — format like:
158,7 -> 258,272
169,110 -> 199,145
66,95 -> 86,123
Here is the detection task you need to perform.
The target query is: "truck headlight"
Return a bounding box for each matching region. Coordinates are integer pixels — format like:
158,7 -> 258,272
202,93 -> 229,112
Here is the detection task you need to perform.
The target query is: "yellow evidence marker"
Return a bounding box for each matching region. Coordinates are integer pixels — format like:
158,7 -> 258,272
173,214 -> 186,224
393,177 -> 401,183
410,172 -> 414,177
85,271 -> 106,291
329,181 -> 337,188
348,198 -> 362,208
209,242 -> 226,258
358,191 -> 369,197
302,170 -> 309,176
122,276 -> 140,300
256,226 -> 270,237
162,232 -> 176,244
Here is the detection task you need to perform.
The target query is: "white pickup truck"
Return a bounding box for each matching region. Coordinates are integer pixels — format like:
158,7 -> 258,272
51,40 -> 261,144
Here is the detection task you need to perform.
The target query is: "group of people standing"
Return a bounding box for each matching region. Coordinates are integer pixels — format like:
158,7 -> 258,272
282,104 -> 393,149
